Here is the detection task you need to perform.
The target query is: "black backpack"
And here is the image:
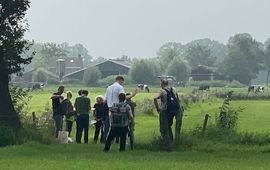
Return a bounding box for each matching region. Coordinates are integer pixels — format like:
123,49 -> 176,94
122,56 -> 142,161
163,88 -> 180,114
110,103 -> 129,127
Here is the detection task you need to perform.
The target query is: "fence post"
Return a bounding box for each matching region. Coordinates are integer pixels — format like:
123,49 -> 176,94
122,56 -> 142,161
202,114 -> 209,134
32,112 -> 37,126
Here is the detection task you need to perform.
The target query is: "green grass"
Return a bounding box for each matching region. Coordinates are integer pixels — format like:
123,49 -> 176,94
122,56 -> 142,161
2,86 -> 270,169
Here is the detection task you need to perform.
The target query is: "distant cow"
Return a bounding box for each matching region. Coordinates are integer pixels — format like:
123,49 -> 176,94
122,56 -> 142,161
31,83 -> 44,91
137,84 -> 150,93
248,85 -> 264,94
198,85 -> 210,91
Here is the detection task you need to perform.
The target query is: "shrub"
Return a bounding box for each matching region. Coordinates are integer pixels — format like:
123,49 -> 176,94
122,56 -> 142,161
83,66 -> 102,85
9,85 -> 32,114
47,77 -> 60,85
32,68 -> 48,83
137,98 -> 155,115
0,126 -> 17,146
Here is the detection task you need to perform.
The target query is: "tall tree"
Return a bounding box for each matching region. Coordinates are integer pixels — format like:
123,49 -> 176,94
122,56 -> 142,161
166,58 -> 189,82
156,42 -> 184,70
219,33 -> 264,85
184,44 -> 217,67
0,0 -> 32,128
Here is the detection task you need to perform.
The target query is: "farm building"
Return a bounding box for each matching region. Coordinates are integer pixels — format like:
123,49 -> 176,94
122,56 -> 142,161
190,65 -> 226,81
63,59 -> 132,80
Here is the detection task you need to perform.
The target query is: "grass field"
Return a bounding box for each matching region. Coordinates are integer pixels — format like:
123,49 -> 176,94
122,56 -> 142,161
1,86 -> 270,169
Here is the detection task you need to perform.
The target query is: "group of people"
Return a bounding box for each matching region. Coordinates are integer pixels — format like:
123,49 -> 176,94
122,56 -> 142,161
51,75 -> 183,152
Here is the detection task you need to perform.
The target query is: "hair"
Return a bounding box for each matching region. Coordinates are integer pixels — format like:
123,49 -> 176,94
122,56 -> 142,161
82,90 -> 89,96
66,91 -> 72,98
78,89 -> 83,96
58,85 -> 65,91
115,75 -> 124,81
119,93 -> 126,102
160,79 -> 169,86
96,95 -> 104,101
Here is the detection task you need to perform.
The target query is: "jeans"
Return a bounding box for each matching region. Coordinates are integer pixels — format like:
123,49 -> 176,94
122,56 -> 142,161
128,123 -> 135,150
66,120 -> 73,137
53,115 -> 63,138
94,120 -> 104,143
104,126 -> 128,152
76,114 -> 89,143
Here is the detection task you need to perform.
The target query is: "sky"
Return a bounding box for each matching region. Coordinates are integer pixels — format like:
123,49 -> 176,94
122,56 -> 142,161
25,0 -> 270,58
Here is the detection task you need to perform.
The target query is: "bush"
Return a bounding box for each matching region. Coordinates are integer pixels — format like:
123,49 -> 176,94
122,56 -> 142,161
47,77 -> 60,85
61,78 -> 81,84
9,85 -> 32,114
83,66 -> 102,85
137,98 -> 155,115
97,75 -> 131,87
0,126 -> 17,146
32,68 -> 48,83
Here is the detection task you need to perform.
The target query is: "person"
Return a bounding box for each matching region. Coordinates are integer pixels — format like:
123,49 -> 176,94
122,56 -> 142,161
104,93 -> 134,152
93,96 -> 108,143
105,76 -> 137,143
75,90 -> 91,144
125,92 -> 137,150
61,91 -> 76,138
154,79 -> 182,151
51,86 -> 65,138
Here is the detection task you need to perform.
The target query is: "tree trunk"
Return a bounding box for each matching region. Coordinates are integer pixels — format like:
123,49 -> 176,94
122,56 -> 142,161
267,69 -> 270,86
0,55 -> 21,129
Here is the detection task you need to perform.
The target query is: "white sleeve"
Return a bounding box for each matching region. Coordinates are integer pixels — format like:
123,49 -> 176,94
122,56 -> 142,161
119,86 -> 125,94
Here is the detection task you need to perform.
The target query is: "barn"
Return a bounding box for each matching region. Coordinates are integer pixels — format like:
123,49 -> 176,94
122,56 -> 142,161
63,59 -> 132,80
190,65 -> 225,81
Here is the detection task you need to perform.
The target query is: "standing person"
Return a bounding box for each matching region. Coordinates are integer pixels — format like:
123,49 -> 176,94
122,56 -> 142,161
93,96 -> 108,143
105,76 -> 137,142
75,90 -> 91,144
104,93 -> 134,152
125,92 -> 137,150
154,79 -> 182,151
51,86 -> 65,138
62,91 -> 76,138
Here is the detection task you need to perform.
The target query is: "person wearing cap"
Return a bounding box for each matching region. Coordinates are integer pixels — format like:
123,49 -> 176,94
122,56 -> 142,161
51,86 -> 65,138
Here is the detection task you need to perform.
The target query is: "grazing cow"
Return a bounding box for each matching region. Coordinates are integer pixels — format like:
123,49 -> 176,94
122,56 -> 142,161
198,85 -> 210,91
248,85 -> 264,94
137,84 -> 150,93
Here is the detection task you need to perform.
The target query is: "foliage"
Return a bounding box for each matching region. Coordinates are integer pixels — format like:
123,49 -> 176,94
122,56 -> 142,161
129,59 -> 158,84
47,77 -> 60,85
166,58 -> 189,82
264,39 -> 270,85
219,33 -> 264,85
32,68 -> 48,83
186,80 -> 244,88
83,66 -> 102,85
184,44 -> 216,67
137,98 -> 155,116
9,85 -> 32,114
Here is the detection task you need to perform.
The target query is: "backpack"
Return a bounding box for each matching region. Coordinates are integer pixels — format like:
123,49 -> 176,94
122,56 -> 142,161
163,88 -> 180,114
110,103 -> 129,127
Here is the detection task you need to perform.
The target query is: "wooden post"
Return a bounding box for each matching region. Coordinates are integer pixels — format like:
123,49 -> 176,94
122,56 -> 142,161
32,112 -> 37,126
202,114 -> 209,134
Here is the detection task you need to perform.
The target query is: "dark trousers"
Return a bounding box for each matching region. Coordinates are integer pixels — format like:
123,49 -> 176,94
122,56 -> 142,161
66,120 -> 73,137
53,115 -> 63,138
94,120 -> 104,143
128,123 -> 135,150
76,114 -> 89,143
103,116 -> 110,143
104,126 -> 128,151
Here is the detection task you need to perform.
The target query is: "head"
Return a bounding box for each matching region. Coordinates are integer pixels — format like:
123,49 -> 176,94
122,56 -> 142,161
96,96 -> 104,104
78,89 -> 83,96
66,91 -> 72,100
58,86 -> 65,94
81,90 -> 89,96
115,76 -> 124,85
119,93 -> 126,102
160,79 -> 169,88
125,92 -> 131,101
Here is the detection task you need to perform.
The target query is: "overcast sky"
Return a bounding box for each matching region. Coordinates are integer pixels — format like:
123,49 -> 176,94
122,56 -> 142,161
25,0 -> 270,58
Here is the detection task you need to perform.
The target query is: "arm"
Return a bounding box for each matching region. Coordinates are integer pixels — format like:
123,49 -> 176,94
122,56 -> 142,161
126,88 -> 138,100
154,93 -> 161,113
128,110 -> 135,125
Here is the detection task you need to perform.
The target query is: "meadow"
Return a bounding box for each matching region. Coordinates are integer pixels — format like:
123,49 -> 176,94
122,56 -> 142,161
1,85 -> 270,170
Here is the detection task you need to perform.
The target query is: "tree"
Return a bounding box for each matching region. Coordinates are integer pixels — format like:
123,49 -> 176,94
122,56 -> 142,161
0,0 -> 32,128
219,33 -> 264,85
156,42 -> 184,70
39,42 -> 68,65
184,44 -> 217,67
83,66 -> 102,85
264,39 -> 270,86
129,59 -> 157,84
166,58 -> 189,82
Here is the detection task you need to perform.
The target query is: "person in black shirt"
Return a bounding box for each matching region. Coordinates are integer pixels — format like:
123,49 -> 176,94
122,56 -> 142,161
93,96 -> 108,143
51,86 -> 65,138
